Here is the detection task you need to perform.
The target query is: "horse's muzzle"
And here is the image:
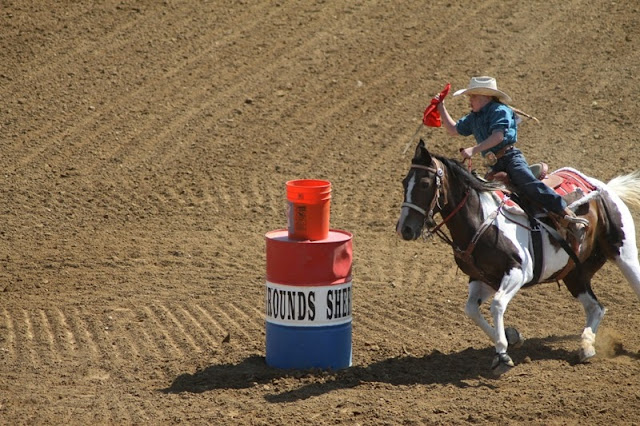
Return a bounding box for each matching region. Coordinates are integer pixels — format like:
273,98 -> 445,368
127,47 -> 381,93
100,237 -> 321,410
397,221 -> 421,240
401,226 -> 418,240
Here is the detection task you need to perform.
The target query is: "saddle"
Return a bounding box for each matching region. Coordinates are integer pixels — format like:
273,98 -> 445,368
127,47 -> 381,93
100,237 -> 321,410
482,165 -> 597,283
486,164 -> 597,264
486,163 -> 559,188
486,163 -> 596,209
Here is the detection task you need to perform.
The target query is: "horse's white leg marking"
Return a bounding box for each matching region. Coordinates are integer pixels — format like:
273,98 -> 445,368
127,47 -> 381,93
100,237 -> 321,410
465,280 -> 496,341
577,293 -> 606,333
577,292 -> 605,361
490,268 -> 527,355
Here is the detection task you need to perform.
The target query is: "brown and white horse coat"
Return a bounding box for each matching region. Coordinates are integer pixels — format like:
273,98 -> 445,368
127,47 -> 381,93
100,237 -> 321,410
397,140 -> 640,372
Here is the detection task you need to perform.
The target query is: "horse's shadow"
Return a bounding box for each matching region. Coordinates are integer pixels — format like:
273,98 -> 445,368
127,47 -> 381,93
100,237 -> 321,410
160,334 -> 632,402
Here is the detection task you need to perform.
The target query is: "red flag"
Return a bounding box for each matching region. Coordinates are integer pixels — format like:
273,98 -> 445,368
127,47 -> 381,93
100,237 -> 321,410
422,83 -> 451,127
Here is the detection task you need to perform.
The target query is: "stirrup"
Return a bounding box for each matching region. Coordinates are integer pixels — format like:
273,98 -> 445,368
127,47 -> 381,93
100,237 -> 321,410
564,214 -> 589,226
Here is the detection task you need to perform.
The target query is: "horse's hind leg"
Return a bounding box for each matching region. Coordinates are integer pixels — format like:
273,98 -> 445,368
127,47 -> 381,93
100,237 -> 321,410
614,244 -> 640,299
613,223 -> 640,300
610,194 -> 640,299
564,270 -> 606,362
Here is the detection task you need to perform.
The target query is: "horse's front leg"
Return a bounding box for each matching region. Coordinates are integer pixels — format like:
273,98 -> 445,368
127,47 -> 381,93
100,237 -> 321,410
465,280 -> 496,340
489,269 -> 527,372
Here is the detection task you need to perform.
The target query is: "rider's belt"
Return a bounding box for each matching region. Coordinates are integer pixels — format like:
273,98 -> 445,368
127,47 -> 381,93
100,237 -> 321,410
484,144 -> 514,167
495,144 -> 514,159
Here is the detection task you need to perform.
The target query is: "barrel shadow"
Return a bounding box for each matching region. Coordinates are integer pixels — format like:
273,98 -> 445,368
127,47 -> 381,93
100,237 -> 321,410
160,335 -> 597,400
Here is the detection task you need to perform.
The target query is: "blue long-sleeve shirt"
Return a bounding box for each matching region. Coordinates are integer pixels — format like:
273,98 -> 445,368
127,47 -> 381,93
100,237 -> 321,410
456,101 -> 517,157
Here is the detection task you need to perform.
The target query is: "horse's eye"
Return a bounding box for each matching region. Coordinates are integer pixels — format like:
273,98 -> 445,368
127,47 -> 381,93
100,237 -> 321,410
420,180 -> 430,189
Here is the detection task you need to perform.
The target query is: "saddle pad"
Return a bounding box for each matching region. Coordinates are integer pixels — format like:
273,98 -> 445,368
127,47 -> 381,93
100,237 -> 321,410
545,168 -> 597,196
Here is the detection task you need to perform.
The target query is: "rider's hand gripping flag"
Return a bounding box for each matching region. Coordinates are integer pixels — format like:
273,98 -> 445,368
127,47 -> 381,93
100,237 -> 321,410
422,83 -> 451,127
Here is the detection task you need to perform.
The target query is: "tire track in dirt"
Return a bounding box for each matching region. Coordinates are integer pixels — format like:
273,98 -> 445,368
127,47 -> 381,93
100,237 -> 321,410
178,304 -> 221,350
228,301 -> 265,341
0,3 -> 146,98
82,312 -> 120,364
67,307 -> 101,360
2,2 -> 274,175
355,297 -> 423,342
100,5 -> 369,216
37,309 -> 65,364
0,307 -> 16,364
4,301 -> 239,372
127,319 -> 165,362
55,308 -> 79,354
193,303 -> 230,340
31,309 -> 62,366
215,303 -> 254,343
142,304 -> 186,358
0,6 -> 178,173
106,308 -> 143,362
155,302 -> 203,354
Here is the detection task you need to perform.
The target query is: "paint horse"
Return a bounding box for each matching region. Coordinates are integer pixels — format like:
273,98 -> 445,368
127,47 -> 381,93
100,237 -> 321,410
396,139 -> 640,372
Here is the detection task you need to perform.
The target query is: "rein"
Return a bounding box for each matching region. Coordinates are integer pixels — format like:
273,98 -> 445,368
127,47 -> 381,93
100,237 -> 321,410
428,190 -> 470,236
402,158 -> 502,282
402,156 -> 587,285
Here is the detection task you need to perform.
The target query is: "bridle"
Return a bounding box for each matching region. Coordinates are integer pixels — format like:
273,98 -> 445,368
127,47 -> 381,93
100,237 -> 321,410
402,158 -> 469,237
401,159 -> 446,220
401,157 -> 494,282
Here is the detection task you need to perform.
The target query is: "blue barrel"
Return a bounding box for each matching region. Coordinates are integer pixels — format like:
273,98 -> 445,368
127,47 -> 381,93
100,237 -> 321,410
265,229 -> 353,369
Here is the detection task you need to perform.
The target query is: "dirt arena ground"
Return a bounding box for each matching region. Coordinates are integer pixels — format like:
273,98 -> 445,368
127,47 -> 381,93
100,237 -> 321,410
2,1 -> 640,424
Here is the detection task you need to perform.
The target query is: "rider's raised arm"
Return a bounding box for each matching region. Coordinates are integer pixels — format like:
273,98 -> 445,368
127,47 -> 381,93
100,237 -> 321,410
437,101 -> 458,137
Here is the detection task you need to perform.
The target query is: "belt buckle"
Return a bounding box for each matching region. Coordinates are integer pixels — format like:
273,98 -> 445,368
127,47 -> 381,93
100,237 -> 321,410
484,152 -> 497,167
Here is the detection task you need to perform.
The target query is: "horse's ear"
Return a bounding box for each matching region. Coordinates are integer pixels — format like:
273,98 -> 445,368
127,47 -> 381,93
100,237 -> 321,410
414,138 -> 432,165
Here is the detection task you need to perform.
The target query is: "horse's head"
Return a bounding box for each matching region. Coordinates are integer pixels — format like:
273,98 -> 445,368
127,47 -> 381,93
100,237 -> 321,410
396,139 -> 446,240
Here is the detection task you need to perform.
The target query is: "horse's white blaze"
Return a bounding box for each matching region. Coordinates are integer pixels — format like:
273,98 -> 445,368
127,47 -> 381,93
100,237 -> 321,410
397,171 -> 417,234
397,207 -> 410,233
405,171 -> 416,204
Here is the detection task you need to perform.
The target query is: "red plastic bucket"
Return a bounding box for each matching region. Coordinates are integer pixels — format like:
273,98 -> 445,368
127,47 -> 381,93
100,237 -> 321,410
286,179 -> 331,241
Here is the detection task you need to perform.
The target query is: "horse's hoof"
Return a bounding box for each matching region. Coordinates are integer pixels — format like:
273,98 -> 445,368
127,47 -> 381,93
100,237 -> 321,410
579,346 -> 596,363
579,328 -> 596,363
505,327 -> 524,349
491,352 -> 514,375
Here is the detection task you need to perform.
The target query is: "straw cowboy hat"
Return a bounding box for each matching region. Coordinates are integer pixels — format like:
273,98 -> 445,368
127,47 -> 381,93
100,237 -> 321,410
453,76 -> 512,104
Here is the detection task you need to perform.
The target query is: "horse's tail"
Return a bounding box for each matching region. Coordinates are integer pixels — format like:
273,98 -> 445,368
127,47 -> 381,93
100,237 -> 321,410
606,171 -> 640,211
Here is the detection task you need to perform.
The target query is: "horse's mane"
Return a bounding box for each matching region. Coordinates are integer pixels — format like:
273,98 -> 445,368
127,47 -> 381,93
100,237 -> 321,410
435,155 -> 505,193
